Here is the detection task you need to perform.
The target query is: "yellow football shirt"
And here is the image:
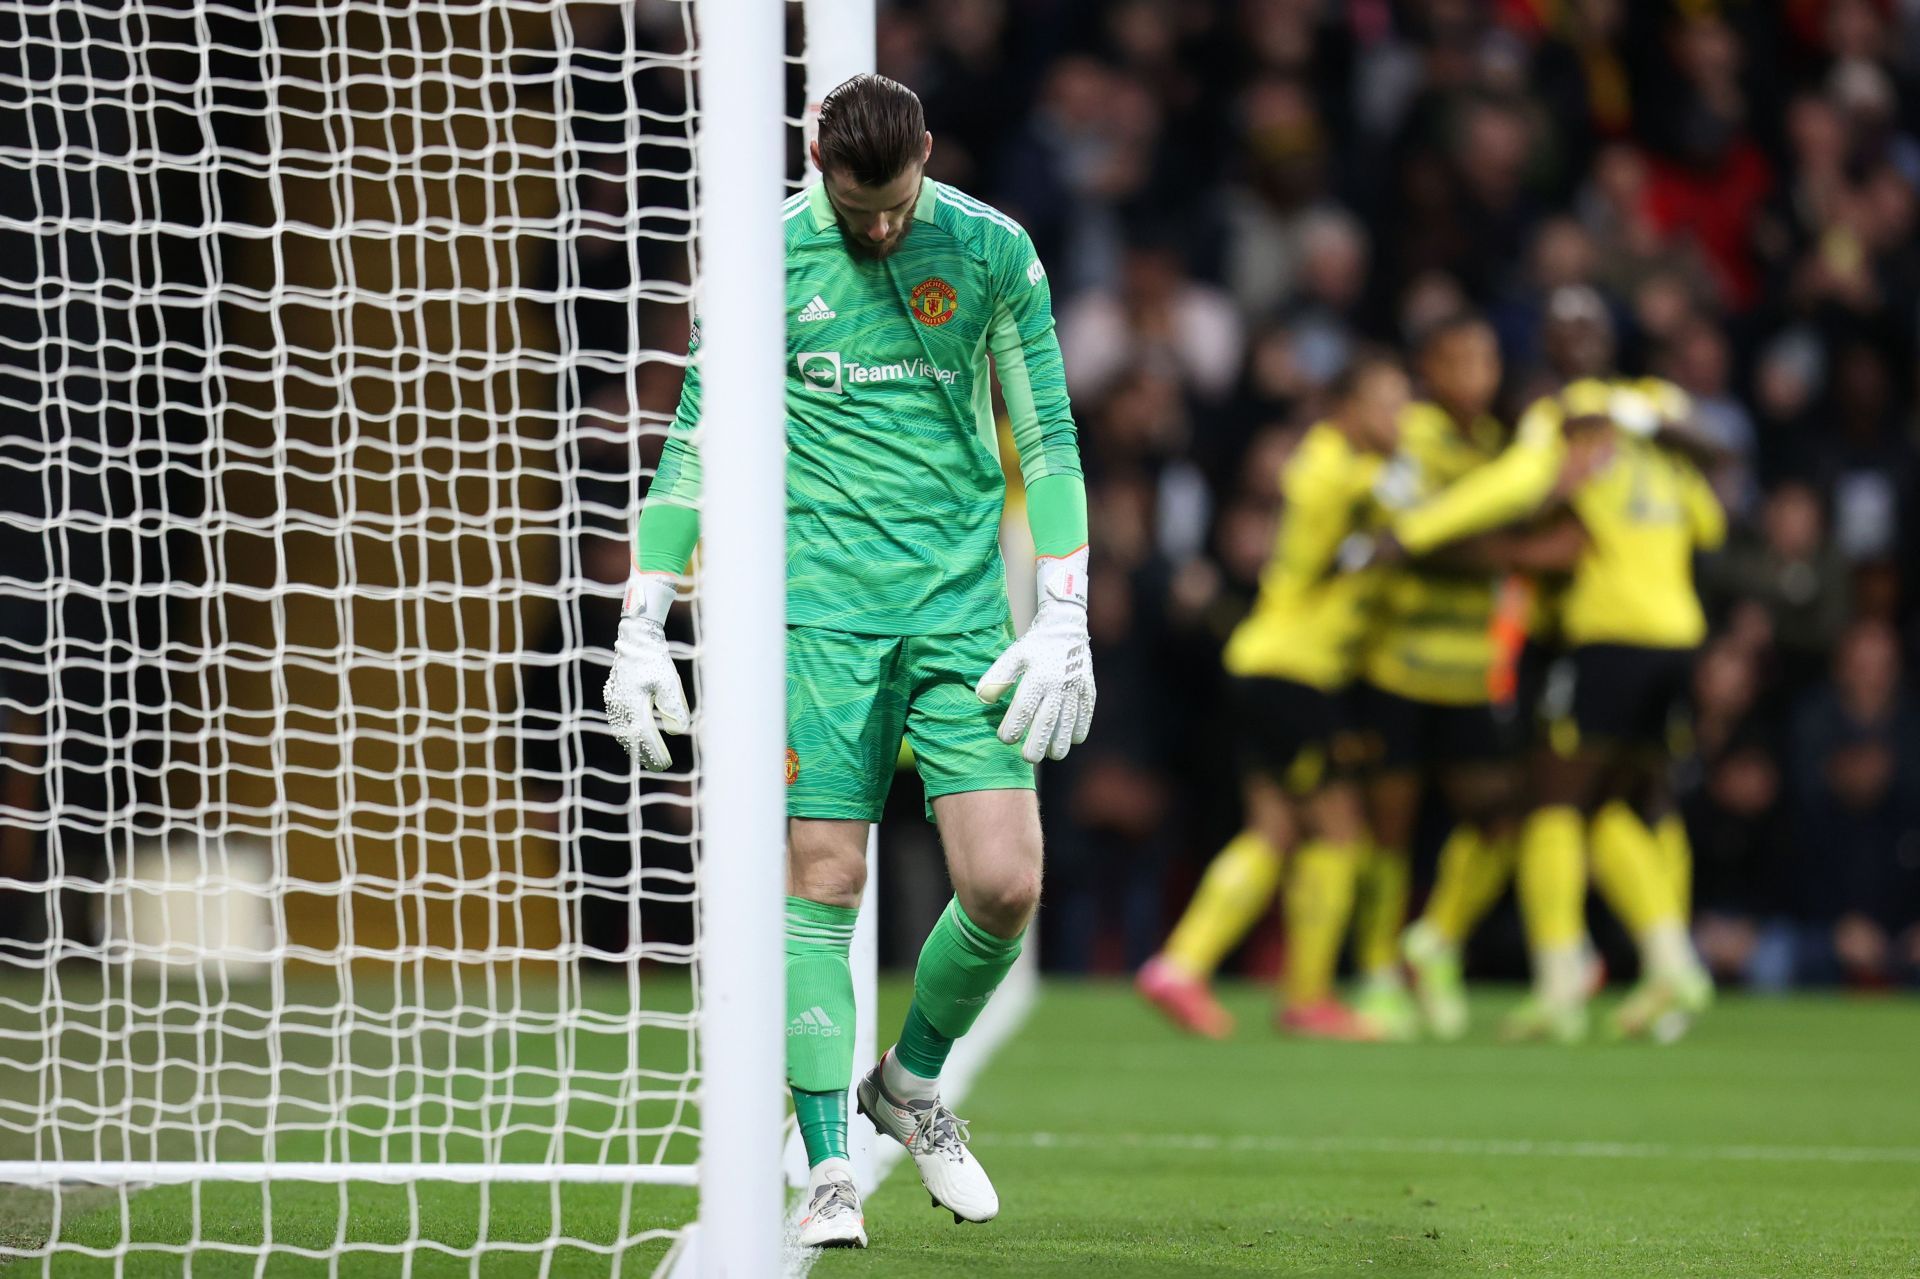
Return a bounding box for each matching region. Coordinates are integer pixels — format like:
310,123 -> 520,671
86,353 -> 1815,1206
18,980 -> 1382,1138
1561,434 -> 1725,649
1364,402 -> 1509,705
1391,393 -> 1567,556
1223,422 -> 1386,690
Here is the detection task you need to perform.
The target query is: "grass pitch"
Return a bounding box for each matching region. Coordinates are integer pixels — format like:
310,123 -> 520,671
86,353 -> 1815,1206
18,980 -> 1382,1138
0,967 -> 699,1275
822,983 -> 1920,1279
0,977 -> 1914,1276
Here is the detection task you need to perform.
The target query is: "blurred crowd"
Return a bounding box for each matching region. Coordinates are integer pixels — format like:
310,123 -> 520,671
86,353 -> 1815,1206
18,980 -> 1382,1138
863,0 -> 1920,988
539,0 -> 1920,988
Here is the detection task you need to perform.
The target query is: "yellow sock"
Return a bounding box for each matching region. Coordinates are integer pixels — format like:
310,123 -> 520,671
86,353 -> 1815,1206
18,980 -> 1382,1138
1592,804 -> 1699,978
1423,825 -> 1517,945
1283,839 -> 1360,1007
1351,845 -> 1410,978
1589,801 -> 1680,936
1656,813 -> 1692,921
1517,806 -> 1587,953
1162,830 -> 1284,978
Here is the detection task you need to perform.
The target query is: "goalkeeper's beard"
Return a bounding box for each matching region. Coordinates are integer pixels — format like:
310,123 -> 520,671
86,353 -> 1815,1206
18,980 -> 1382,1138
838,216 -> 913,260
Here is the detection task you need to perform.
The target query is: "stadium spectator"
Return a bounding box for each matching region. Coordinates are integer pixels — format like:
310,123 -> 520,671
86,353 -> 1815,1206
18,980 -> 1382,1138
1658,315 -> 1759,514
1682,638 -> 1791,985
1272,207 -> 1371,390
1058,238 -> 1246,406
995,57 -> 1166,293
1577,144 -> 1708,311
1702,480 -> 1851,700
1042,494 -> 1181,972
1775,619 -> 1920,988
1219,77 -> 1339,320
1638,14 -> 1773,310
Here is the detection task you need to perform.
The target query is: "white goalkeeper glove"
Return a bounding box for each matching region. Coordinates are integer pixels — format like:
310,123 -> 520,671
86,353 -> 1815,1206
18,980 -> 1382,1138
603,569 -> 691,771
976,547 -> 1096,764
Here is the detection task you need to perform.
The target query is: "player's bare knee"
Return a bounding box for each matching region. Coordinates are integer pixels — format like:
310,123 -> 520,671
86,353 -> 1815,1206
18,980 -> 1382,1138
1364,771 -> 1420,849
1309,783 -> 1368,846
960,865 -> 1041,938
790,853 -> 867,907
787,819 -> 869,907
793,860 -> 866,908
1242,780 -> 1297,851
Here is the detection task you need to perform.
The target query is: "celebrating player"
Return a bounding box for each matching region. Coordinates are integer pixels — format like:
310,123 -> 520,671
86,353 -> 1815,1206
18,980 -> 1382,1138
603,75 -> 1093,1249
1378,298 -> 1609,1037
1137,352 -> 1409,1042
1504,382 -> 1723,1040
1349,315 -> 1526,1041
1376,360 -> 1720,1041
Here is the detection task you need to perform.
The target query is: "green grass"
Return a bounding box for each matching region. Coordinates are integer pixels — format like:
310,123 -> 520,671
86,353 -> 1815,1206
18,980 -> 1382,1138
1,977 -> 1915,1276
0,967 -> 702,1274
821,983 -> 1920,1279
15,1182 -> 692,1276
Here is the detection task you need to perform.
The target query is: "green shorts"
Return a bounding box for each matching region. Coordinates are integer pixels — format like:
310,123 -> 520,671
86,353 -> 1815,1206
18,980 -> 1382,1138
786,623 -> 1036,822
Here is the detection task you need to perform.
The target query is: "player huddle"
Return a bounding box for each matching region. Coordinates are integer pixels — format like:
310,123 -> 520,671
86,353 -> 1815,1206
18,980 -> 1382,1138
1139,289 -> 1722,1049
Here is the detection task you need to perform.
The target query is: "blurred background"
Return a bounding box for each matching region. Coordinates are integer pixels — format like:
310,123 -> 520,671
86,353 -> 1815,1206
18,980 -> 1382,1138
2,0 -> 1918,994
848,0 -> 1920,990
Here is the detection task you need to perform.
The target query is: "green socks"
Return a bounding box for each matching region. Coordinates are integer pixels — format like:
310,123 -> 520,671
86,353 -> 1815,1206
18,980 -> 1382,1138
786,896 -> 858,1166
892,1002 -> 950,1080
787,895 -> 1023,1161
892,898 -> 1024,1081
791,1088 -> 847,1164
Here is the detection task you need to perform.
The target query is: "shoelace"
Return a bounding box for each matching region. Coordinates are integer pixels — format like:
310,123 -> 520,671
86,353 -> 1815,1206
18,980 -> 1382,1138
908,1103 -> 971,1163
813,1179 -> 859,1218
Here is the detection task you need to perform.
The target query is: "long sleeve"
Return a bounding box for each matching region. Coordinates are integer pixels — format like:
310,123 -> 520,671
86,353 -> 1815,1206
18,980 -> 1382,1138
633,321 -> 704,574
1275,440 -> 1358,586
1393,399 -> 1564,556
1678,454 -> 1727,552
987,236 -> 1085,557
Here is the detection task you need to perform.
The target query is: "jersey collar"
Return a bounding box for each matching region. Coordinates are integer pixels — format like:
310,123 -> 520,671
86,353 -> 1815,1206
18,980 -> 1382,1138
805,176 -> 938,234
807,181 -> 835,232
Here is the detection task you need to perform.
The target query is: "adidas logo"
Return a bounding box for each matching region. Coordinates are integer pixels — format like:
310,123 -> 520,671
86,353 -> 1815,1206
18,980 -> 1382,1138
797,295 -> 836,323
787,1005 -> 844,1037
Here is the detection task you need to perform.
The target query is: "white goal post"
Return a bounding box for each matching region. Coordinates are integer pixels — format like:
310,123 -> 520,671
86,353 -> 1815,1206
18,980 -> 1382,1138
686,0 -> 788,1273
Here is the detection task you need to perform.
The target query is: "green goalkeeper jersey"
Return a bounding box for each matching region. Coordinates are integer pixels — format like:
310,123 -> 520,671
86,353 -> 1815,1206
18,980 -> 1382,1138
638,178 -> 1084,636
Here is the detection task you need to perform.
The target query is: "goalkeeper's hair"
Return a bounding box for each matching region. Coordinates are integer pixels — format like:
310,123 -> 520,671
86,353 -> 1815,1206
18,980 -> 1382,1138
817,74 -> 926,188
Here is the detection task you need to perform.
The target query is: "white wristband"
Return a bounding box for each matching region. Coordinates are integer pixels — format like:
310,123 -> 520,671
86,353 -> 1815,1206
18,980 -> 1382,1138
622,568 -> 679,624
1035,545 -> 1089,610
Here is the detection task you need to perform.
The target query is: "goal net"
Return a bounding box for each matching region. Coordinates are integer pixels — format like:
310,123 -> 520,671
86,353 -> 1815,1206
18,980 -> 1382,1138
0,0 -> 797,1271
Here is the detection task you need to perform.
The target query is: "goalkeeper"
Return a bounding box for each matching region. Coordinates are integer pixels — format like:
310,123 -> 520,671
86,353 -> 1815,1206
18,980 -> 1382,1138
603,75 -> 1092,1251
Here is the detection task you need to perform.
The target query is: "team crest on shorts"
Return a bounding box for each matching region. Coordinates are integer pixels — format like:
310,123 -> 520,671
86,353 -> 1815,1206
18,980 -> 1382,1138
785,747 -> 799,785
910,277 -> 958,326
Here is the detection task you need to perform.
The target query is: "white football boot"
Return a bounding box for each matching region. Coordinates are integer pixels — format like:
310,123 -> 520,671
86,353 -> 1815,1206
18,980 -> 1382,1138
856,1054 -> 999,1223
1401,921 -> 1469,1041
795,1161 -> 867,1249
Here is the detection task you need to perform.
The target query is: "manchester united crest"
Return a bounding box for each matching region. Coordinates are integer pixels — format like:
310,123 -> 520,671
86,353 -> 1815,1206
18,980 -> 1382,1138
785,747 -> 799,786
910,276 -> 958,326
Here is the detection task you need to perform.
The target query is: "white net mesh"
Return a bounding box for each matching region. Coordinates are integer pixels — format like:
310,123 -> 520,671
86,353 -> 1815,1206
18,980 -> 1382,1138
0,0 -> 799,1267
